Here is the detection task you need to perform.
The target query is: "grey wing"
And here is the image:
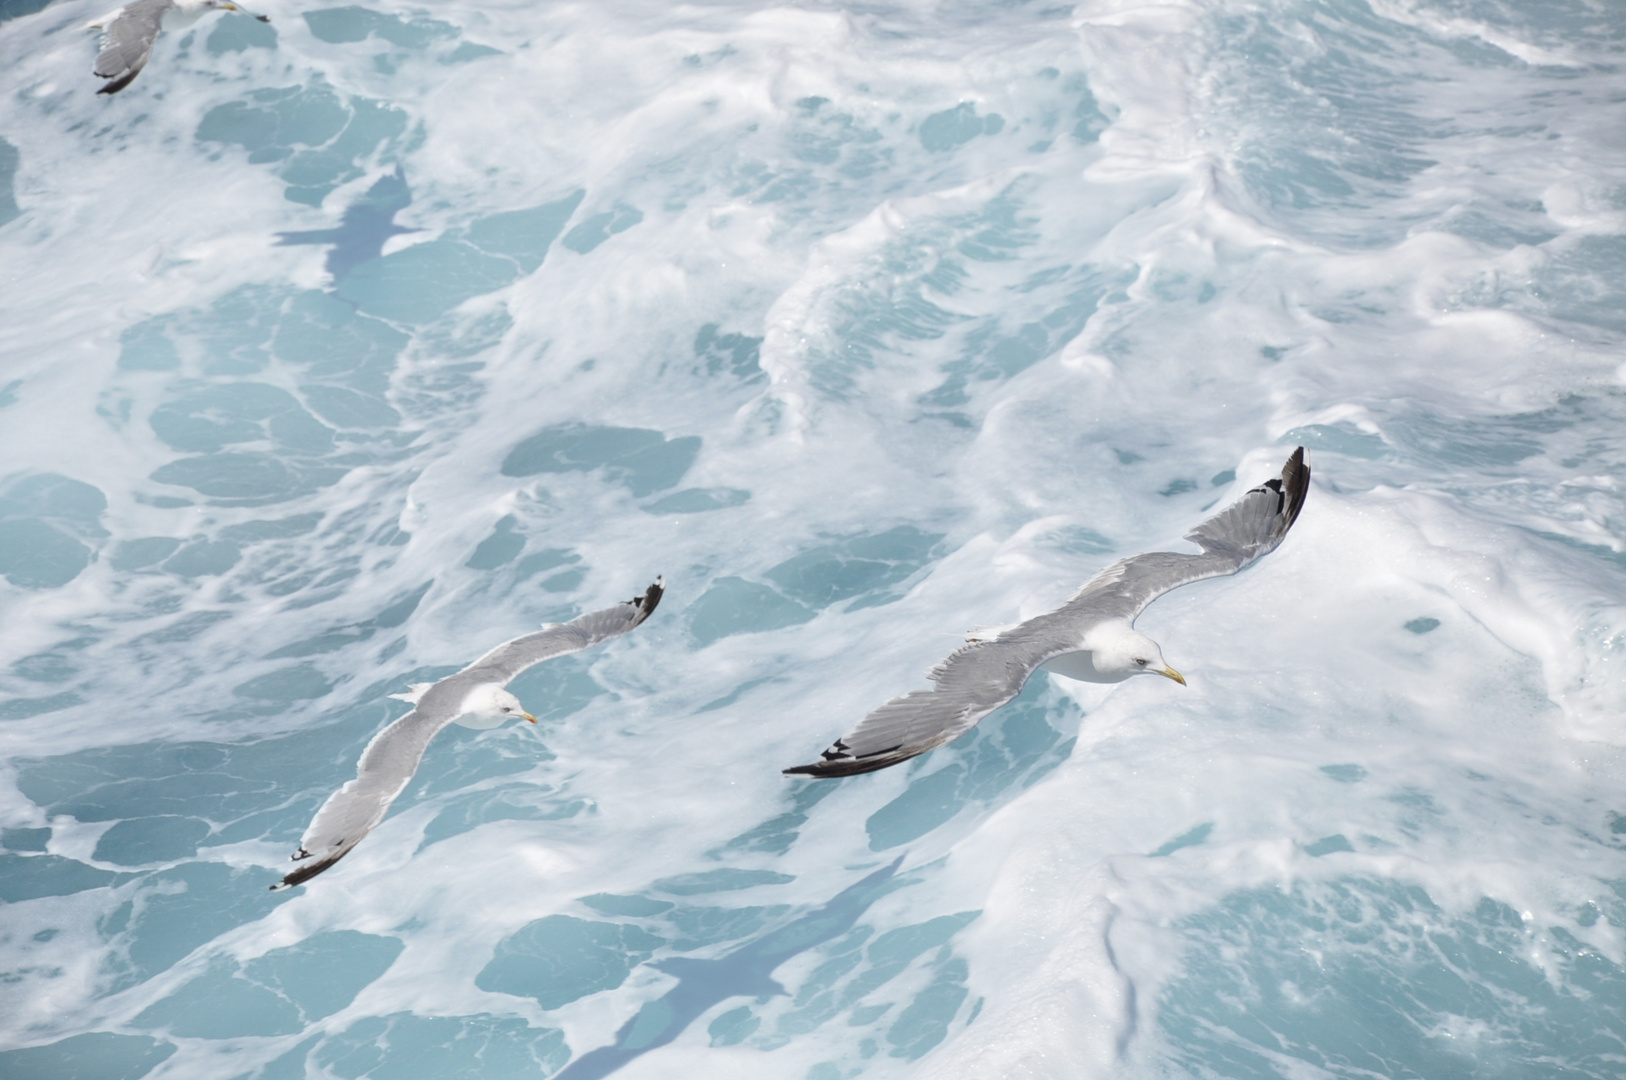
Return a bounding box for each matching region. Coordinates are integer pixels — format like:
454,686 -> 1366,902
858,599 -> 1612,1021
273,691 -> 464,890
93,0 -> 167,94
463,577 -> 664,684
783,635 -> 1062,777
1060,446 -> 1309,623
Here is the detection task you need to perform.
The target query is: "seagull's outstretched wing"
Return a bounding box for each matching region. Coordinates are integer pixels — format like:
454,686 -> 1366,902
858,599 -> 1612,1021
784,449 -> 1308,778
273,692 -> 463,890
1057,446 -> 1309,623
782,634 -> 1064,777
274,578 -> 665,890
89,0 -> 166,95
462,578 -> 664,684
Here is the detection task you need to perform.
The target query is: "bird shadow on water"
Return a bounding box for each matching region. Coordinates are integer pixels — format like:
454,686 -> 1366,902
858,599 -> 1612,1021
554,856 -> 906,1080
275,167 -> 418,283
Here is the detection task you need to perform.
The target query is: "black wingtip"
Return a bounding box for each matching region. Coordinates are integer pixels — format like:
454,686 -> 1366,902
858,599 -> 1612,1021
780,757 -> 871,777
1280,446 -> 1310,532
783,763 -> 832,777
783,749 -> 912,778
781,759 -> 885,778
270,848 -> 346,890
269,852 -> 346,891
633,577 -> 664,621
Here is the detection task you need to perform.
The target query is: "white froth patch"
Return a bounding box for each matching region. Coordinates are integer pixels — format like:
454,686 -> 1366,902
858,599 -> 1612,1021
0,0 -> 1624,1075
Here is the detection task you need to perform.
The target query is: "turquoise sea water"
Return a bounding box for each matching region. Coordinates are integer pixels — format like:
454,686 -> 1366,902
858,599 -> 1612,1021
1,1 -> 1624,1077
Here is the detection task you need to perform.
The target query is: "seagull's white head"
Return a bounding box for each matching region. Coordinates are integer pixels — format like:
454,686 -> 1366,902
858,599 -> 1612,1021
461,685 -> 537,725
1087,624 -> 1187,686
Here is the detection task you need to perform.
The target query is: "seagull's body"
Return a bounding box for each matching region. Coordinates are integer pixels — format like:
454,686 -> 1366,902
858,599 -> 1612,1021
274,579 -> 664,890
785,449 -> 1310,778
85,0 -> 269,95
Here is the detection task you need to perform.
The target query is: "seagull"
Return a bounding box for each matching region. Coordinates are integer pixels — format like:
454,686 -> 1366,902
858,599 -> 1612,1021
785,449 -> 1309,778
273,578 -> 664,890
85,0 -> 270,95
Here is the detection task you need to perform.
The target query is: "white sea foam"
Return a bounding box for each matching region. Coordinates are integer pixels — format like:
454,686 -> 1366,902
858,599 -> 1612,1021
1,0 -> 1624,1077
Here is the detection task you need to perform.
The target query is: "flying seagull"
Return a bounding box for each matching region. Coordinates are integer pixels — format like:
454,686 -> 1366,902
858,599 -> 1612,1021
85,0 -> 270,95
274,578 -> 664,890
785,449 -> 1309,778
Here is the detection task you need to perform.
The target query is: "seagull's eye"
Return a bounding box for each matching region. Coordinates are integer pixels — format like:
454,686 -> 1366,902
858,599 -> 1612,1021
501,706 -> 512,712
1134,658 -> 1147,666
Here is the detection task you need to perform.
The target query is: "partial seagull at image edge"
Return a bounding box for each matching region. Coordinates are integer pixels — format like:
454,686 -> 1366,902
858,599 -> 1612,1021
785,448 -> 1309,777
273,578 -> 664,890
85,0 -> 269,95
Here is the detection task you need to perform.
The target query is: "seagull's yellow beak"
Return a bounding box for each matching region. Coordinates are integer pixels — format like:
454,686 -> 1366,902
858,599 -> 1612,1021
522,712 -> 537,724
1157,666 -> 1187,686
221,2 -> 272,20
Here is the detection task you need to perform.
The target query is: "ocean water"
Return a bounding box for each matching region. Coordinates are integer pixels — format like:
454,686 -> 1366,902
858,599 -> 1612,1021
1,0 -> 1624,1077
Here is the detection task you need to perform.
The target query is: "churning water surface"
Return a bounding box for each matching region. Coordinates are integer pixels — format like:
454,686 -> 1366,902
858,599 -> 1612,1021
0,1 -> 1624,1078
